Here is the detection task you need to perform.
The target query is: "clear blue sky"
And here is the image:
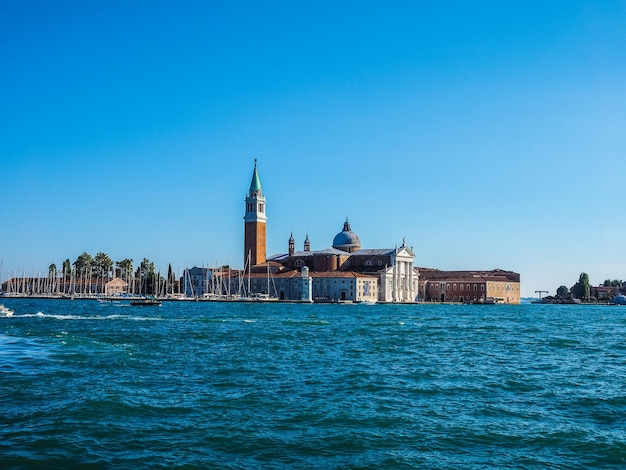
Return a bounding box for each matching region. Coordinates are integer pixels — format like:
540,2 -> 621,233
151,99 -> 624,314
2,1 -> 625,297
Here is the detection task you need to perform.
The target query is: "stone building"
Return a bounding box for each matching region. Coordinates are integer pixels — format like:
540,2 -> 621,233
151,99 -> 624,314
104,278 -> 128,296
418,268 -> 521,304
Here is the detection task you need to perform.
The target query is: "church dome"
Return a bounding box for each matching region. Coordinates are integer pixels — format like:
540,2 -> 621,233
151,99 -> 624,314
332,219 -> 361,253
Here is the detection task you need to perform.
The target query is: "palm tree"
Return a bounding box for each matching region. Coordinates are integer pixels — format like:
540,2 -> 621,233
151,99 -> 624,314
48,264 -> 57,295
62,259 -> 71,294
94,252 -> 113,294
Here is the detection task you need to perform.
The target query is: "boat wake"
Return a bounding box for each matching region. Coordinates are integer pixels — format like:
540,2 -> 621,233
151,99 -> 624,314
8,312 -> 164,321
0,304 -> 14,317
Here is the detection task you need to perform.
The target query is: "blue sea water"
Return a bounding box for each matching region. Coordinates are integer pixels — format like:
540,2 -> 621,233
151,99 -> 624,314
1,299 -> 625,469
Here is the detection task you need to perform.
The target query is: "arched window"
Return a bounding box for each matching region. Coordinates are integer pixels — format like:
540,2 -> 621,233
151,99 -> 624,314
364,260 -> 373,267
295,259 -> 304,268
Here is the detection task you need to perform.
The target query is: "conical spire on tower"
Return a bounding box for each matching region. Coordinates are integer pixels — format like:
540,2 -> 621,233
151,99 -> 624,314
248,158 -> 262,196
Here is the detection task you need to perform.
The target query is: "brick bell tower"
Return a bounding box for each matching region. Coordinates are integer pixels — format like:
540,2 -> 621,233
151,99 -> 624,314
244,159 -> 267,267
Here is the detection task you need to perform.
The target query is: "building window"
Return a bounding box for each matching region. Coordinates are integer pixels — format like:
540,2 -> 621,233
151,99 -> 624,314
460,284 -> 464,291
453,284 -> 457,290
295,259 -> 304,267
481,285 -> 485,291
364,260 -> 373,267
474,285 -> 477,291
467,284 -> 470,291
446,284 -> 450,290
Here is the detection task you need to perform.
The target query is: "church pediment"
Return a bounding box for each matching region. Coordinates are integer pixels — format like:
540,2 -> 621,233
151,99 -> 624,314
396,246 -> 415,259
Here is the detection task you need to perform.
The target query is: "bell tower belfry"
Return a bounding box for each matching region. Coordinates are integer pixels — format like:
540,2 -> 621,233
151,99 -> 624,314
244,159 -> 267,266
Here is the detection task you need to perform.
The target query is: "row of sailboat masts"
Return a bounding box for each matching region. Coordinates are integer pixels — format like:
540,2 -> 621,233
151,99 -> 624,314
205,261 -> 232,298
237,250 -> 277,299
0,266 -> 181,298
0,260 -> 281,299
181,261 -> 232,299
192,252 -> 251,299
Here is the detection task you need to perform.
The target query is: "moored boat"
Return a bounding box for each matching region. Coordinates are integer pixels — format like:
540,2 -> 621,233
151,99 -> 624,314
611,294 -> 626,306
130,297 -> 162,306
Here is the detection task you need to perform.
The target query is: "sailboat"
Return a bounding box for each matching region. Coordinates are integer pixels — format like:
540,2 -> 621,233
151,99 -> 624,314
253,263 -> 279,301
234,252 -> 278,302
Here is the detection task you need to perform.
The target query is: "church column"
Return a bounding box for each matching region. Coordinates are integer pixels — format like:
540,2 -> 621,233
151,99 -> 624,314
392,253 -> 398,303
408,262 -> 413,301
402,261 -> 409,302
402,261 -> 407,302
391,262 -> 398,302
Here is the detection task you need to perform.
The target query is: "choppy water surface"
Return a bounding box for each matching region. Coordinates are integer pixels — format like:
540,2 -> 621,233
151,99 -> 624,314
1,300 -> 625,468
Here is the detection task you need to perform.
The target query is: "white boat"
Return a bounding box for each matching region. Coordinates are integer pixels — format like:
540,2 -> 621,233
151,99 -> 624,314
250,293 -> 278,302
0,304 -> 14,317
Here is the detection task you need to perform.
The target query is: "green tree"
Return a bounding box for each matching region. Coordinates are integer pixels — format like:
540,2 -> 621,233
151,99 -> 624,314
93,252 -> 113,280
73,252 -> 94,278
62,259 -> 71,276
116,258 -> 133,281
62,259 -> 71,293
48,263 -> 57,294
137,258 -> 156,294
573,272 -> 590,300
556,285 -> 569,296
167,263 -> 176,295
138,258 -> 155,277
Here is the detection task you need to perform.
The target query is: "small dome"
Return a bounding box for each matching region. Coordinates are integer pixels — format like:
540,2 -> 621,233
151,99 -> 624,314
332,219 -> 361,253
